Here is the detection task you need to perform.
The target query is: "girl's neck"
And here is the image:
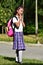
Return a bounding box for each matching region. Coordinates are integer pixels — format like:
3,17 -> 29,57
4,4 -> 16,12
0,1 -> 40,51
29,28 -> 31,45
16,14 -> 19,18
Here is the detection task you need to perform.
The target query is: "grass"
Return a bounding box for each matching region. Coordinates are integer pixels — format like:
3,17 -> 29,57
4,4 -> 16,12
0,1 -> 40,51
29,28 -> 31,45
0,55 -> 43,65
0,33 -> 43,44
38,32 -> 43,44
24,35 -> 36,43
0,34 -> 13,42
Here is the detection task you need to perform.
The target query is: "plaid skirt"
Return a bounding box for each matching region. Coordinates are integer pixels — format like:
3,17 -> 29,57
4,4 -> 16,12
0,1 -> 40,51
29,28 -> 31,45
13,32 -> 25,50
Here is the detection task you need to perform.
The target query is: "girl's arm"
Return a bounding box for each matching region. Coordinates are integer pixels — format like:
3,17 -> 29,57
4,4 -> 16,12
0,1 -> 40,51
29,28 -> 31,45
13,17 -> 21,28
22,21 -> 25,27
14,20 -> 20,28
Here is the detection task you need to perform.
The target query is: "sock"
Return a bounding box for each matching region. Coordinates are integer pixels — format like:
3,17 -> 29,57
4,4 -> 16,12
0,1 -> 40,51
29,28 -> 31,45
18,50 -> 22,63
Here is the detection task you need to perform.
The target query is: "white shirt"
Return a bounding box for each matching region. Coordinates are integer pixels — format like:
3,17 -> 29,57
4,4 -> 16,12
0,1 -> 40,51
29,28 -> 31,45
13,16 -> 23,32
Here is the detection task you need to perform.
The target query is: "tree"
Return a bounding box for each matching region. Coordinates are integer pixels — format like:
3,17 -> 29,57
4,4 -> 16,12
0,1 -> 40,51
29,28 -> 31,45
24,0 -> 35,34
0,0 -> 23,33
0,0 -> 43,34
38,0 -> 43,33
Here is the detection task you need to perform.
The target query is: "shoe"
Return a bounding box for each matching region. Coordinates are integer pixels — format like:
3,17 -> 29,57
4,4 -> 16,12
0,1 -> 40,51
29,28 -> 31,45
18,62 -> 22,64
15,61 -> 18,63
15,60 -> 22,64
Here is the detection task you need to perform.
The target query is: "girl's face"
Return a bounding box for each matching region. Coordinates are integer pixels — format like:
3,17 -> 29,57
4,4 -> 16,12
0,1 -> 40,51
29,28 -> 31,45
17,8 -> 24,15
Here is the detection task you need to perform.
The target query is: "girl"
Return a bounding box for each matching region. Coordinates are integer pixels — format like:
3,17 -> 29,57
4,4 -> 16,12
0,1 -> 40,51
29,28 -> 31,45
13,6 -> 25,64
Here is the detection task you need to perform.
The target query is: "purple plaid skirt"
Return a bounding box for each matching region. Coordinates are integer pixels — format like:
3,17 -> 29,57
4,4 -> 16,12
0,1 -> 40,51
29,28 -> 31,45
13,32 -> 25,50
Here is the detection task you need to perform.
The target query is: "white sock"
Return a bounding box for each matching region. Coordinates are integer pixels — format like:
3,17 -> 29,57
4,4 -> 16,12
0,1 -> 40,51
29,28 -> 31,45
18,50 -> 22,62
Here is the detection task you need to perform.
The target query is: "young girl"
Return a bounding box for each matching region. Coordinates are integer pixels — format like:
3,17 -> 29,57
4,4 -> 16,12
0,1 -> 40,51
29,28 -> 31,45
13,6 -> 25,64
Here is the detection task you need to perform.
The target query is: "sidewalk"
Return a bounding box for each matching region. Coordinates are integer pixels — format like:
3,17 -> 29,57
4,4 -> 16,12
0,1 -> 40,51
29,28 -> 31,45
0,41 -> 43,61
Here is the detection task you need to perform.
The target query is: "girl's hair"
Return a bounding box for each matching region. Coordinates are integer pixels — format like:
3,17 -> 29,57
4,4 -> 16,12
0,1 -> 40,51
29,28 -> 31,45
14,5 -> 24,15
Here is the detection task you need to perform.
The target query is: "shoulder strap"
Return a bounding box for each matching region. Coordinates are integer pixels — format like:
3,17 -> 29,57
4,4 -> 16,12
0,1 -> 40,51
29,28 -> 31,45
14,16 -> 18,21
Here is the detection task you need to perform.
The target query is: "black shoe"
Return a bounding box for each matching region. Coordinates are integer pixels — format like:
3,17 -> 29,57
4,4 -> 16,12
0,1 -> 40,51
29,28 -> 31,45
15,61 -> 22,64
18,62 -> 22,64
15,61 -> 18,63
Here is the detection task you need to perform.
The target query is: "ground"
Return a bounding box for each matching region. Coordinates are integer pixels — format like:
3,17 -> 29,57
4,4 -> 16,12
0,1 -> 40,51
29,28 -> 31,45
0,42 -> 43,61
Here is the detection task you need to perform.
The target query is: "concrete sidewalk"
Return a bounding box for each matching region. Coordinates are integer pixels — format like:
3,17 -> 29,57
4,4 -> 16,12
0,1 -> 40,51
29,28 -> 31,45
0,41 -> 43,61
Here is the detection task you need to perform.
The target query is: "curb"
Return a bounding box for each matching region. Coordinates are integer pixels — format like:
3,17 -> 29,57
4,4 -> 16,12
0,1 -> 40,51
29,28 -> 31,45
0,41 -> 43,47
0,41 -> 13,45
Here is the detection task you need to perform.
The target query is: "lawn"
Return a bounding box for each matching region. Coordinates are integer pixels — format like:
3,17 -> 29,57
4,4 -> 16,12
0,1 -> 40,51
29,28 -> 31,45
0,33 -> 43,44
0,56 -> 43,65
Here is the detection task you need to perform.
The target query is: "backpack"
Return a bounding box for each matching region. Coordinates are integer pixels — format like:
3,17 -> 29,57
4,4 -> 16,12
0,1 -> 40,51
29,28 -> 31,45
7,16 -> 18,37
7,18 -> 14,37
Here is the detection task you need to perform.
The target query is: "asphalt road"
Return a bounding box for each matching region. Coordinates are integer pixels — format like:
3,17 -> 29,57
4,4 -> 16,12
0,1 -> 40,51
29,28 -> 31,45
0,42 -> 43,61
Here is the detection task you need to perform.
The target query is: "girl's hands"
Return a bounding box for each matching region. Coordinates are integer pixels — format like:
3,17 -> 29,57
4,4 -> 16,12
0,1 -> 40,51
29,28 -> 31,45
22,21 -> 25,27
19,14 -> 23,21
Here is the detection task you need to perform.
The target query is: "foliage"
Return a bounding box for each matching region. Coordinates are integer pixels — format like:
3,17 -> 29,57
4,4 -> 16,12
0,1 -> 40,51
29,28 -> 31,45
0,0 -> 43,34
24,0 -> 43,34
24,0 -> 35,34
0,0 -> 22,25
0,34 -> 43,43
38,0 -> 43,34
38,0 -> 43,16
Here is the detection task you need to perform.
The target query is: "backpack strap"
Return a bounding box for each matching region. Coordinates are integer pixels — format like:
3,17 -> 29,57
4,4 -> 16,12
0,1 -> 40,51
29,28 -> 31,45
12,16 -> 18,30
14,16 -> 18,21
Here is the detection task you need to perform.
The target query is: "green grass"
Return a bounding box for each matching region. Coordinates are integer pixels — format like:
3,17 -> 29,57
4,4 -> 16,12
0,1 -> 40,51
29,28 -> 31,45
0,34 -> 13,42
0,56 -> 43,65
38,32 -> 43,44
24,35 -> 36,43
0,34 -> 43,44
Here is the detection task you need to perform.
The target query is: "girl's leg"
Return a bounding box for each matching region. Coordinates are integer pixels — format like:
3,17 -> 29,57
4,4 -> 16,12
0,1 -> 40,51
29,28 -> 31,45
16,50 -> 22,63
16,50 -> 19,62
18,50 -> 22,63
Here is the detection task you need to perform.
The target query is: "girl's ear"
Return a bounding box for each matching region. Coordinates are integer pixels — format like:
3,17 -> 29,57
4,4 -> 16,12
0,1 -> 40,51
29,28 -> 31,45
17,10 -> 18,13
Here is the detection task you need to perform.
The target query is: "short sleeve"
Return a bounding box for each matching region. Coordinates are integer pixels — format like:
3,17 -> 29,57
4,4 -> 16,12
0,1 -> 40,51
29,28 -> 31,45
13,17 -> 18,23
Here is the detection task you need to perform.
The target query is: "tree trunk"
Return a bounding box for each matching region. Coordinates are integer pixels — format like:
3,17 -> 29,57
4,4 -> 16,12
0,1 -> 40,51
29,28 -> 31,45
35,0 -> 38,43
5,27 -> 6,34
2,26 -> 4,34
